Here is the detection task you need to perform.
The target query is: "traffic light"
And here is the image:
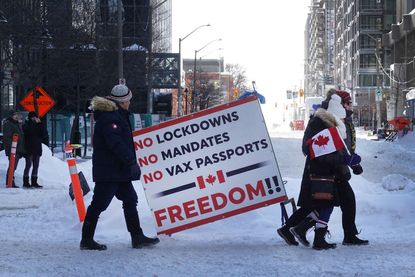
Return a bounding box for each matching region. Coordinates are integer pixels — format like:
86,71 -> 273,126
233,88 -> 238,98
299,88 -> 304,97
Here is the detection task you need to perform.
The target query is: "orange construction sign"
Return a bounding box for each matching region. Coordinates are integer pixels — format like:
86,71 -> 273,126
19,85 -> 55,118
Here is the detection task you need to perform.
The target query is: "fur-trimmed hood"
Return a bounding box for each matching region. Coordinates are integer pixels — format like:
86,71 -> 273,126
314,108 -> 337,128
90,96 -> 118,112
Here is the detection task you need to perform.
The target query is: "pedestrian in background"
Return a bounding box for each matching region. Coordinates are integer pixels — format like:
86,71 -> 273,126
3,110 -> 26,188
22,111 -> 48,189
80,84 -> 159,251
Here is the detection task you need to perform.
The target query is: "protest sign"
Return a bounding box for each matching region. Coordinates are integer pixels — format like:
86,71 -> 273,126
133,96 -> 287,235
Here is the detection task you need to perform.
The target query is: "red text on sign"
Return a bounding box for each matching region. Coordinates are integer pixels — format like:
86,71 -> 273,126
138,154 -> 158,167
143,170 -> 163,184
135,137 -> 153,150
154,180 -> 266,227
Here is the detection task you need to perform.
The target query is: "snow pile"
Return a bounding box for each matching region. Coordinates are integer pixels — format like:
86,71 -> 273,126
382,174 -> 415,191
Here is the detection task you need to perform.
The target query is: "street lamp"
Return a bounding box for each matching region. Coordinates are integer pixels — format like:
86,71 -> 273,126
192,38 -> 222,113
177,24 -> 210,117
117,0 -> 123,80
365,33 -> 382,131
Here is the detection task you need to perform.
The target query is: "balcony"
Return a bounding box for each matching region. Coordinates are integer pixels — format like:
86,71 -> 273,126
359,3 -> 383,13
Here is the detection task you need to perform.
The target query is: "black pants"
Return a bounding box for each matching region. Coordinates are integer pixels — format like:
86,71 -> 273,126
24,154 -> 40,177
85,181 -> 142,234
6,154 -> 21,185
337,181 -> 358,235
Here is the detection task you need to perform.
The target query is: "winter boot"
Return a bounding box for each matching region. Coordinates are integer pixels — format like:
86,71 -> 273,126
277,225 -> 299,246
6,176 -> 19,188
80,221 -> 107,251
312,227 -> 336,250
289,218 -> 316,247
23,176 -> 31,189
11,182 -> 19,188
11,178 -> 19,188
124,210 -> 160,248
31,177 -> 42,189
131,232 -> 160,248
342,232 -> 369,246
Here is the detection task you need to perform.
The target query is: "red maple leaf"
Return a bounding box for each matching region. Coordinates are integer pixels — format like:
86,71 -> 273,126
314,135 -> 330,147
206,174 -> 216,185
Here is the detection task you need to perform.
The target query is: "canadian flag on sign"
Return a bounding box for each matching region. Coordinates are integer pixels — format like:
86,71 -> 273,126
306,127 -> 345,159
196,170 -> 226,189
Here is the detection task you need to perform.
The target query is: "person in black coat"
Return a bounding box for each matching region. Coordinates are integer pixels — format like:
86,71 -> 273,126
335,90 -> 368,245
3,110 -> 26,188
22,111 -> 48,188
278,94 -> 351,250
80,84 -> 159,251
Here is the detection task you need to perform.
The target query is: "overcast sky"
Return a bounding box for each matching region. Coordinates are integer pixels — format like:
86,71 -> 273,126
172,0 -> 310,108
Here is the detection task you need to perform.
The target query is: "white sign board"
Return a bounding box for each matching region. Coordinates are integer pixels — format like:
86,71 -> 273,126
133,97 -> 287,235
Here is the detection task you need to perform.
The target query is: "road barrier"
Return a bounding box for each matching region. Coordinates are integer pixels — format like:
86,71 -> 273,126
65,146 -> 86,222
7,134 -> 19,188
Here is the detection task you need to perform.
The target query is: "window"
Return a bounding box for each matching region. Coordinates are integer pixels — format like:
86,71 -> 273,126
384,0 -> 396,13
358,74 -> 377,86
360,0 -> 382,9
360,15 -> 382,30
359,34 -> 381,48
360,54 -> 377,67
384,15 -> 395,31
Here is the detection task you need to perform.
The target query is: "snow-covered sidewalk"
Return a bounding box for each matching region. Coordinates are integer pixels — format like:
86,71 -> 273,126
0,131 -> 414,276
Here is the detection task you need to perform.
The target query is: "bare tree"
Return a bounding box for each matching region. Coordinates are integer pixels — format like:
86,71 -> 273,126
198,77 -> 222,110
225,63 -> 248,94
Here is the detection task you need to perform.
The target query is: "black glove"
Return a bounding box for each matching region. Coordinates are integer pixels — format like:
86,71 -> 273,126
351,164 -> 363,175
131,163 -> 141,181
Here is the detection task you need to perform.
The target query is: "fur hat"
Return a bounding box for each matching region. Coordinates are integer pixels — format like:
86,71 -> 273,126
107,84 -> 132,102
327,94 -> 346,119
336,90 -> 352,105
28,111 -> 38,119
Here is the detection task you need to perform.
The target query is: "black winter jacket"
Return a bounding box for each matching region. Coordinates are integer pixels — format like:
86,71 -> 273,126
297,108 -> 350,207
23,119 -> 47,156
91,96 -> 138,183
3,117 -> 25,157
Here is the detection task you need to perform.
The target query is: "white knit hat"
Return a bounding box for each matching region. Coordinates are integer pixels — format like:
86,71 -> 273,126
327,94 -> 346,119
108,84 -> 132,102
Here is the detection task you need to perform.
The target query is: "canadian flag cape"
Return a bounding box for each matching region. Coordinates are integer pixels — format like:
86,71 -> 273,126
306,127 -> 345,159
